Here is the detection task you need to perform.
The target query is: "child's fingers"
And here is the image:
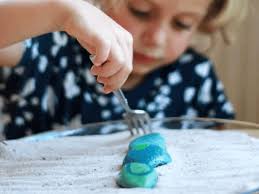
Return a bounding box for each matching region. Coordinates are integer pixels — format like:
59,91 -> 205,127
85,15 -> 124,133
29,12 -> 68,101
77,38 -> 95,55
102,86 -> 113,94
91,38 -> 128,77
114,28 -> 133,69
98,66 -> 130,93
90,60 -> 123,77
92,37 -> 112,66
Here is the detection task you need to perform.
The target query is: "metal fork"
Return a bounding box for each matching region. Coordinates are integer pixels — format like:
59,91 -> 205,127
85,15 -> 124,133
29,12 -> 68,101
113,89 -> 152,135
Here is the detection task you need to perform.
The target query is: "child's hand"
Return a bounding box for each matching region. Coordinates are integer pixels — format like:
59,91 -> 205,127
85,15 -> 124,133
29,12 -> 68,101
63,0 -> 133,93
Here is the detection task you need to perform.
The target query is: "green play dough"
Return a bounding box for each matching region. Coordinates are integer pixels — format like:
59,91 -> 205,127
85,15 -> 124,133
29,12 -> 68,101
134,143 -> 149,150
116,162 -> 158,188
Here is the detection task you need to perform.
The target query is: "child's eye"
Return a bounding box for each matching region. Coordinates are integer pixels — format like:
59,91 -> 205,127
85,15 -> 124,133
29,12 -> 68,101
128,7 -> 151,20
173,20 -> 192,31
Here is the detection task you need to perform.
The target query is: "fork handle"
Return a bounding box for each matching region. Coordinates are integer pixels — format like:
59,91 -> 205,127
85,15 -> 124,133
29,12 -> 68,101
113,89 -> 131,112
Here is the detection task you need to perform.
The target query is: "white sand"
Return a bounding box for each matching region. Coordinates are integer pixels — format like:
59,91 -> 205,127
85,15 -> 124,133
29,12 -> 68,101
1,129 -> 259,194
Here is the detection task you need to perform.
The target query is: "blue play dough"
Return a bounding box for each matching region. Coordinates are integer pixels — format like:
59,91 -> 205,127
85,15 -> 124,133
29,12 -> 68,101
117,133 -> 172,188
123,144 -> 172,168
129,133 -> 166,150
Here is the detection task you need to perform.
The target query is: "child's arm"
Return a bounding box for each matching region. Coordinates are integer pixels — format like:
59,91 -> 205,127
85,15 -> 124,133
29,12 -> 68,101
0,0 -> 133,93
0,0 -> 68,48
0,43 -> 24,67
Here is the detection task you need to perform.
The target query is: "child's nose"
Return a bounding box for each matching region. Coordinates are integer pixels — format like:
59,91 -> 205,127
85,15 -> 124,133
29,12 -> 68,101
142,24 -> 167,48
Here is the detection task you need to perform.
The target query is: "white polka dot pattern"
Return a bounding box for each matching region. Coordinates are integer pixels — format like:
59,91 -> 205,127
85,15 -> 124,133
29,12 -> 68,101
0,32 -> 235,139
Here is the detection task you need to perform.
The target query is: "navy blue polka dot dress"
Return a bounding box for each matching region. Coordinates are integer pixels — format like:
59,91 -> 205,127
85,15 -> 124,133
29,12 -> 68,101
0,32 -> 235,139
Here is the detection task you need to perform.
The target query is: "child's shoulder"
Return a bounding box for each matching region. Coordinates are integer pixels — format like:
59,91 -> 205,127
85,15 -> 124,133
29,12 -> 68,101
178,48 -> 212,66
174,48 -> 215,74
159,48 -> 217,85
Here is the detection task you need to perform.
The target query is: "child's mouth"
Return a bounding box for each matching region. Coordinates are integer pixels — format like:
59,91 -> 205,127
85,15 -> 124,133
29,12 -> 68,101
133,52 -> 158,64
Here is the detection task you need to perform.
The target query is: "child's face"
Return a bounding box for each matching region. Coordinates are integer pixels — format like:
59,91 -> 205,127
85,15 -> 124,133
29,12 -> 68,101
106,0 -> 211,76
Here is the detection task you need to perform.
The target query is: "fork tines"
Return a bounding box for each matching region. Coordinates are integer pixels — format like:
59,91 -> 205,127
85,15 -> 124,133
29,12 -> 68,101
123,112 -> 152,136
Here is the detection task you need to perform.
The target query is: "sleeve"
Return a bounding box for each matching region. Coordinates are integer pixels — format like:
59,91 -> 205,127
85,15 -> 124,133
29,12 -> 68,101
0,32 -> 89,139
0,36 -> 55,139
0,40 -> 33,139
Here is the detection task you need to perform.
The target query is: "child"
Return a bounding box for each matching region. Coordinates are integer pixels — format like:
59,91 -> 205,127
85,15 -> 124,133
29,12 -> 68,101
0,0 -> 247,139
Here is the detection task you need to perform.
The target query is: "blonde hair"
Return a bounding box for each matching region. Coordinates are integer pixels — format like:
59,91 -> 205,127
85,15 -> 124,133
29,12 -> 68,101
199,0 -> 249,44
94,0 -> 249,44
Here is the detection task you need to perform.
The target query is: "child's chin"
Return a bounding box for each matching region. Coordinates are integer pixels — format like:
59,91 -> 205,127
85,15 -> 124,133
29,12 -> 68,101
132,67 -> 153,76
